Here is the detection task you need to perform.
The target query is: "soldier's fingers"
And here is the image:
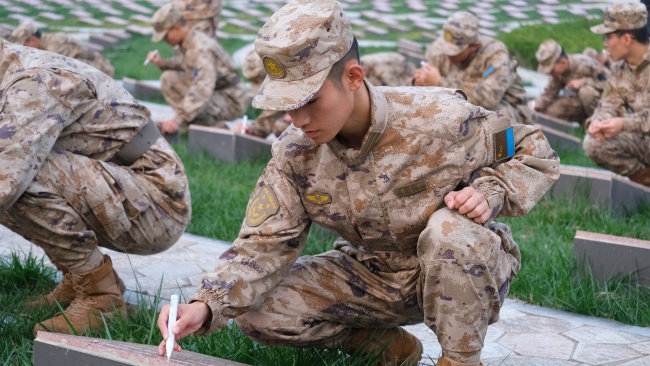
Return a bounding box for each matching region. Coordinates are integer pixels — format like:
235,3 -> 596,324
444,191 -> 459,209
158,340 -> 166,356
157,305 -> 170,339
458,194 -> 482,215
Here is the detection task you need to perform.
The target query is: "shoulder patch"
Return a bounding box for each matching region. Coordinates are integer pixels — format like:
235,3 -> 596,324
246,186 -> 280,227
494,127 -> 515,161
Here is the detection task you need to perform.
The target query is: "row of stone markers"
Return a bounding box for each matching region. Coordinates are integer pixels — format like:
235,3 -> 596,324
0,0 -> 613,47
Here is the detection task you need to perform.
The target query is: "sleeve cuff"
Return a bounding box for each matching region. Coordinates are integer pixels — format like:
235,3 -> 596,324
189,289 -> 227,335
623,116 -> 637,132
471,182 -> 504,221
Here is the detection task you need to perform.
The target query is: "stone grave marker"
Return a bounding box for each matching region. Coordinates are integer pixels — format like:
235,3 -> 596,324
532,111 -> 580,134
535,123 -> 582,151
33,331 -> 248,366
574,231 -> 650,288
188,125 -> 272,164
610,176 -> 650,218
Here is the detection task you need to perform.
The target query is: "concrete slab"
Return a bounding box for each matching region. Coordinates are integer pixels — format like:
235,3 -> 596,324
574,230 -> 650,287
536,123 -> 582,151
550,165 -> 613,207
235,133 -> 273,162
532,111 -> 580,134
188,124 -> 236,162
121,77 -> 163,100
610,176 -> 650,217
33,331 -> 248,366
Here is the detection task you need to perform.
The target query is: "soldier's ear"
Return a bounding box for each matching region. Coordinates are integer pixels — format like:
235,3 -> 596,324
346,62 -> 365,91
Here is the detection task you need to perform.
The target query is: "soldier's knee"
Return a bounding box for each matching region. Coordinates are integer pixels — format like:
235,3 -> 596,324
582,133 -> 599,159
417,208 -> 491,262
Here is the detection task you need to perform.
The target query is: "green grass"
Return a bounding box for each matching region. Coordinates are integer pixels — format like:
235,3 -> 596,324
501,197 -> 650,326
499,18 -> 605,69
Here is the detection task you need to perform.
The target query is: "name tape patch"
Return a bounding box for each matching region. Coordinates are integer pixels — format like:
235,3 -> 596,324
494,127 -> 515,161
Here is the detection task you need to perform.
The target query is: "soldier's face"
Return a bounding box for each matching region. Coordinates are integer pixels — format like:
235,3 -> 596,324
603,32 -> 627,62
550,58 -> 569,78
447,43 -> 478,64
288,78 -> 354,145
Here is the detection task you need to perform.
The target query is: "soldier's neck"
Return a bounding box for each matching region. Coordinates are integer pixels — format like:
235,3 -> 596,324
626,43 -> 649,67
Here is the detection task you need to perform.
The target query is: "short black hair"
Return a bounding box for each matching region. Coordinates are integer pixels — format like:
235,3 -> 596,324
33,30 -> 41,39
614,26 -> 649,44
326,36 -> 360,89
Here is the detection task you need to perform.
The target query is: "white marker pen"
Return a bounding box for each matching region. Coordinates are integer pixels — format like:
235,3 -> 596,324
166,294 -> 179,360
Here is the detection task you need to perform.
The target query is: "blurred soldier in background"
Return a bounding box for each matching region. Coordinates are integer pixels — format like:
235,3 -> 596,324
147,3 -> 246,134
360,51 -> 415,86
534,39 -> 610,125
584,2 -> 650,186
414,11 -> 529,124
172,0 -> 222,39
11,21 -> 114,77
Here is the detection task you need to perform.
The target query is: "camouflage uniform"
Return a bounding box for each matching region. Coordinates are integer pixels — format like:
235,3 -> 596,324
584,3 -> 650,183
172,0 -> 222,39
425,12 -> 528,125
158,29 -> 246,129
242,48 -> 290,138
361,51 -> 415,87
0,40 -> 191,272
535,40 -> 610,124
189,1 -> 560,361
11,23 -> 115,78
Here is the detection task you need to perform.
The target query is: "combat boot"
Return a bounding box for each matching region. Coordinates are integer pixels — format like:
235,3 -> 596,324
437,356 -> 484,366
28,263 -> 126,309
34,255 -> 126,334
631,167 -> 650,187
344,327 -> 423,366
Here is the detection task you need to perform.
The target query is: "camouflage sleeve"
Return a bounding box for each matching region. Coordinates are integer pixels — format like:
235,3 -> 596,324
450,50 -> 512,110
190,158 -> 311,334
535,77 -> 562,111
457,107 -> 560,220
0,74 -> 73,211
586,77 -> 627,127
575,58 -> 611,91
175,49 -> 220,124
159,54 -> 184,70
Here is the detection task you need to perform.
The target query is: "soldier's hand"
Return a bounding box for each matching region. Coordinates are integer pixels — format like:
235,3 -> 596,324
157,301 -> 211,356
148,51 -> 163,67
159,119 -> 180,134
413,63 -> 441,86
588,118 -> 623,141
566,79 -> 582,91
444,187 -> 491,224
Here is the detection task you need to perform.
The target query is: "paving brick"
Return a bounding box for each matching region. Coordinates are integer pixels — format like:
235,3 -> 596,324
536,124 -> 582,151
498,333 -> 575,360
493,315 -> 581,333
572,343 -> 641,365
573,230 -> 650,287
564,325 -> 646,344
33,331 -> 248,365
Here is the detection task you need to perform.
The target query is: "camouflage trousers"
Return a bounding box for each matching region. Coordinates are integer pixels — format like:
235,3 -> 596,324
236,208 -> 521,354
541,86 -> 601,125
0,141 -> 190,274
248,109 -> 290,138
161,70 -> 247,129
583,131 -> 650,177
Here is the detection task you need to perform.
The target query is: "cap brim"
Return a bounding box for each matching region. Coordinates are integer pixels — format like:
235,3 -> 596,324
537,63 -> 554,74
440,41 -> 466,56
252,66 -> 331,111
151,30 -> 167,42
590,23 -> 616,34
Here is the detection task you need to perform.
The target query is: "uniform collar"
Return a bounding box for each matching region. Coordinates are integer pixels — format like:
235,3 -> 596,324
326,80 -> 388,165
179,28 -> 197,53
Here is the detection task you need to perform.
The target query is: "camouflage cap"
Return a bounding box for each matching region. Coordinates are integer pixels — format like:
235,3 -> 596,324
151,3 -> 183,42
439,11 -> 479,56
11,21 -> 37,45
590,2 -> 648,34
535,39 -> 563,74
252,0 -> 354,111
